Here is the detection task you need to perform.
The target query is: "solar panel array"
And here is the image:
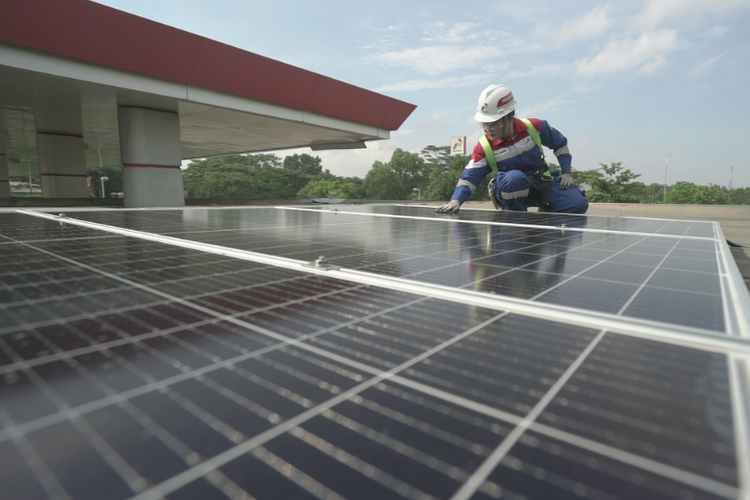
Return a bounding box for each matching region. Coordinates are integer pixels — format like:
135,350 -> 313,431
1,205 -> 748,500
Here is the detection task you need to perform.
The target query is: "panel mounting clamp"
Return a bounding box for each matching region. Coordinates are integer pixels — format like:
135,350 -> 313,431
303,255 -> 341,271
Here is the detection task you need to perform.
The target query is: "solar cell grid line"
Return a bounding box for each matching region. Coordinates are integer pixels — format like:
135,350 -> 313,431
63,205 -> 724,292
125,311 -> 509,500
0,261 -> 456,443
401,204 -> 719,225
420,223 -> 739,499
0,340 -> 149,498
4,239 -> 516,500
275,206 -> 718,241
0,338 -> 256,499
62,205 -> 716,245
2,238 -> 748,496
527,333 -> 741,497
300,204 -> 718,238
0,407 -> 71,500
16,209 -> 750,355
0,220 -> 704,496
68,207 -> 388,237
450,329 -> 608,500
22,208 -> 724,320
388,204 -> 720,239
7,211 -> 750,496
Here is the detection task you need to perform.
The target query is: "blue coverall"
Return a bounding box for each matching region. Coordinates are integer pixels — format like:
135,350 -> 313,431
451,118 -> 589,213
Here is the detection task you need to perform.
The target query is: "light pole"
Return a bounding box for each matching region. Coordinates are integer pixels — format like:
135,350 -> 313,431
100,176 -> 109,198
663,154 -> 672,202
413,187 -> 421,200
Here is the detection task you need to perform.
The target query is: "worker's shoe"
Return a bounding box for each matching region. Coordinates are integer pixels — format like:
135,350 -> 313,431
488,178 -> 502,210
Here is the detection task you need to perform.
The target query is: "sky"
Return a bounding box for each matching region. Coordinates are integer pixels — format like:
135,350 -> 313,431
95,0 -> 750,188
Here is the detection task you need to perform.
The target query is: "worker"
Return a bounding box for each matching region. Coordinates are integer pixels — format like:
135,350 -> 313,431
436,84 -> 589,214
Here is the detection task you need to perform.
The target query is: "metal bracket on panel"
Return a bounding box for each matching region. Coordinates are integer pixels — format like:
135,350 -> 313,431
302,255 -> 341,271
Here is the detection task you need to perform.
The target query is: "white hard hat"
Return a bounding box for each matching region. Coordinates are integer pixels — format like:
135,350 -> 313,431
474,84 -> 516,123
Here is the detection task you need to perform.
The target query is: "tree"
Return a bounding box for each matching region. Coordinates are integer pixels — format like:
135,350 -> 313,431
283,154 -> 322,175
184,154 -> 306,198
728,187 -> 750,205
297,179 -> 360,199
574,169 -> 603,191
665,182 -> 730,205
362,149 -> 428,200
584,162 -> 642,203
420,146 -> 472,201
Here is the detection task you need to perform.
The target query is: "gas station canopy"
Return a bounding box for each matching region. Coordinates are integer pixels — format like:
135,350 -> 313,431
0,0 -> 416,176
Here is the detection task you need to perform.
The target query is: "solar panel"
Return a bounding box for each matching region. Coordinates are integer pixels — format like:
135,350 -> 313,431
1,205 -> 748,500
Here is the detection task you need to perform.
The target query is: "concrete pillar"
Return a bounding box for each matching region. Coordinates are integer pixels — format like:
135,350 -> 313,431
36,132 -> 89,198
0,153 -> 10,198
118,107 -> 184,208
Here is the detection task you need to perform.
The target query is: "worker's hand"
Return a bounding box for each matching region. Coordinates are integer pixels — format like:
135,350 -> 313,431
559,172 -> 575,190
435,201 -> 461,214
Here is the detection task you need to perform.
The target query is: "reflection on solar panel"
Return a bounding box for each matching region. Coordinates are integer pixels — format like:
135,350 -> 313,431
1,205 -> 749,500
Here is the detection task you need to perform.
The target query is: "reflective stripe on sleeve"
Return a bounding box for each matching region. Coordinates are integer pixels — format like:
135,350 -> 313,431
554,145 -> 570,157
457,179 -> 477,193
465,159 -> 485,170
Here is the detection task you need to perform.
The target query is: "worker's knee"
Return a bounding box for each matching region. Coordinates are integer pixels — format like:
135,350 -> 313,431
570,196 -> 589,214
497,170 -> 530,195
550,187 -> 589,214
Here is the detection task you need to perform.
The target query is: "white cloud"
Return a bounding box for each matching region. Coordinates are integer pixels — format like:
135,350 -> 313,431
363,22 -> 530,76
506,63 -> 569,80
690,53 -> 726,76
421,22 -> 481,44
372,73 -> 499,93
701,26 -> 729,37
638,0 -> 749,28
517,97 -> 566,117
535,5 -> 614,43
575,30 -> 681,77
418,111 -> 451,128
366,45 -> 495,76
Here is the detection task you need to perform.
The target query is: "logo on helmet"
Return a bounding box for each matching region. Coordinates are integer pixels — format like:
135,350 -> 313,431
480,103 -> 489,113
497,93 -> 514,107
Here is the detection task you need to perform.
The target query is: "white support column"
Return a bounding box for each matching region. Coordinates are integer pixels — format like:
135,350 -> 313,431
118,106 -> 184,208
37,132 -> 89,198
0,153 -> 10,198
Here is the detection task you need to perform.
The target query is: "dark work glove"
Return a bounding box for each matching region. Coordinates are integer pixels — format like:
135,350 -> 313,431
559,172 -> 575,190
435,202 -> 460,214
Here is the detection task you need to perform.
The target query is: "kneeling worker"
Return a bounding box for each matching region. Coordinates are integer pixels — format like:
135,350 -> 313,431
436,84 -> 588,214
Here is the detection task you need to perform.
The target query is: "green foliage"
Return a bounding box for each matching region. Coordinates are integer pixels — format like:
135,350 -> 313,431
297,179 -> 361,199
583,162 -> 642,203
727,187 -> 750,205
184,154 -> 306,198
173,149 -> 750,207
420,146 -> 475,201
665,182 -> 730,205
362,149 -> 428,200
574,168 -> 603,190
283,154 -> 322,175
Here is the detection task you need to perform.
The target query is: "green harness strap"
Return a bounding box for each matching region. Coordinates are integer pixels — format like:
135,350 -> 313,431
479,118 -> 551,178
481,118 -> 553,211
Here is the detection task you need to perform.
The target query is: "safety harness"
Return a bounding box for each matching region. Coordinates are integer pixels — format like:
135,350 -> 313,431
480,118 -> 552,211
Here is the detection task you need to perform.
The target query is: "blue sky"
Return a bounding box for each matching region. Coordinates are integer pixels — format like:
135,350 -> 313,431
96,0 -> 750,188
